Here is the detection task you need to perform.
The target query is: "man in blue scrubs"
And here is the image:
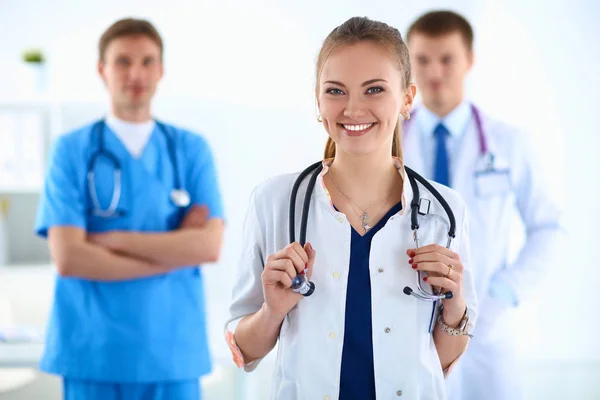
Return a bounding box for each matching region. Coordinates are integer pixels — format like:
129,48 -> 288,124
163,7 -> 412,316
35,18 -> 225,400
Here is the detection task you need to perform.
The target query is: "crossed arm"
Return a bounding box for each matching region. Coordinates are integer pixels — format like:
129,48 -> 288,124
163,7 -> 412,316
49,205 -> 224,281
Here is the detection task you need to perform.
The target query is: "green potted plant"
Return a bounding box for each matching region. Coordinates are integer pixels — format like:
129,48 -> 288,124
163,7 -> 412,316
20,48 -> 48,94
22,49 -> 46,64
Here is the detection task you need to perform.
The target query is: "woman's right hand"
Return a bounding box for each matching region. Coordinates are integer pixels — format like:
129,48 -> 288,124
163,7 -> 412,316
261,242 -> 316,321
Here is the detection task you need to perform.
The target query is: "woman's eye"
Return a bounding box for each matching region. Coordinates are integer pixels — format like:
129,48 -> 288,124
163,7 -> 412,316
325,88 -> 344,95
366,86 -> 384,94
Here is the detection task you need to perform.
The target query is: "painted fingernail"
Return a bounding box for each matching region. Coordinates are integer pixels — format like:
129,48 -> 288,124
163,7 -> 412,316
423,277 -> 428,282
412,264 -> 417,269
408,258 -> 413,264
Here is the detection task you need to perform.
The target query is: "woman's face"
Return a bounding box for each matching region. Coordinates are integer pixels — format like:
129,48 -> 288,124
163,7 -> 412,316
318,41 -> 411,157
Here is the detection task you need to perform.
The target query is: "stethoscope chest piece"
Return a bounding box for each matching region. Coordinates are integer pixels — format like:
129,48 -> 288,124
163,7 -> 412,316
291,274 -> 316,297
170,189 -> 191,208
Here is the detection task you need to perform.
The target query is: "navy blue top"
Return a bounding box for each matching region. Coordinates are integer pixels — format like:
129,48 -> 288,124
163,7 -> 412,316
339,201 -> 403,399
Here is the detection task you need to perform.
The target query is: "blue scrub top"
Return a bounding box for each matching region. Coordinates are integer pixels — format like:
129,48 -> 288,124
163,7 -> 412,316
339,201 -> 403,399
35,121 -> 224,383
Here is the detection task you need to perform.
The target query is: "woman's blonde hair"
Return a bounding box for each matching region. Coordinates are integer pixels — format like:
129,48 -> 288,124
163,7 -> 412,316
316,17 -> 412,159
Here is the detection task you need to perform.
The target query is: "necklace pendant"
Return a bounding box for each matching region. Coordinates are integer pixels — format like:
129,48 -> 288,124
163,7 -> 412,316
361,212 -> 371,232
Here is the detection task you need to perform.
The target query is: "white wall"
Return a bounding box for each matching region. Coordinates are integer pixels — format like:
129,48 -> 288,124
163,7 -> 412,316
1,0 -> 599,379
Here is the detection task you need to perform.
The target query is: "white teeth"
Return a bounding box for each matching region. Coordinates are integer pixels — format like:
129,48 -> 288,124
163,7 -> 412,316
343,123 -> 374,131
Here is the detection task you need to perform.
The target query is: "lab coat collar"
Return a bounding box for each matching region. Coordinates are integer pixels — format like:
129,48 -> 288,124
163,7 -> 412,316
416,100 -> 472,139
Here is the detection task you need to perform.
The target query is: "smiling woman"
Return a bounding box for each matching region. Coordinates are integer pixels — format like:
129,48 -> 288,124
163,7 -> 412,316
225,16 -> 478,400
318,23 -> 413,164
318,43 -> 410,161
316,42 -> 412,233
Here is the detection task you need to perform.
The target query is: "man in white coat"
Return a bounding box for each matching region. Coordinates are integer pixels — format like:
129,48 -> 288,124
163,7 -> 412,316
404,10 -> 564,400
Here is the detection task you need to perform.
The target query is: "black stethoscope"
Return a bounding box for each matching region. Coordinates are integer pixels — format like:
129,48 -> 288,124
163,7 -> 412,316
87,119 -> 191,218
288,161 -> 456,302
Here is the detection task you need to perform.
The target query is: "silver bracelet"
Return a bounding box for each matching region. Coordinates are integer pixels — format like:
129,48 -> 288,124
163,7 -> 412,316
437,304 -> 473,338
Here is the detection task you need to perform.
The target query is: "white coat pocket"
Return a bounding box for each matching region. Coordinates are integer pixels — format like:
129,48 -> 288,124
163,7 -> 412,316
474,169 -> 512,197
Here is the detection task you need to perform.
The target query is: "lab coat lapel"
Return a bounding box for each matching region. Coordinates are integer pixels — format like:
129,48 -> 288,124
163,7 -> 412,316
451,117 -> 480,196
402,123 -> 427,177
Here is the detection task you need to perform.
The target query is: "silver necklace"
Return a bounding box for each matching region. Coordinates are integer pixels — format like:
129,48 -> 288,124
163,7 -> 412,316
329,170 -> 398,232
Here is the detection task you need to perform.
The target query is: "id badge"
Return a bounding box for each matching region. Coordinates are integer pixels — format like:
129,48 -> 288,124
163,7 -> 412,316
474,169 -> 511,197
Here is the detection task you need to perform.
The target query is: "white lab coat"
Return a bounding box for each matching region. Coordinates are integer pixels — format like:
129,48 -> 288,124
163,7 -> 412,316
403,105 -> 564,400
225,160 -> 478,400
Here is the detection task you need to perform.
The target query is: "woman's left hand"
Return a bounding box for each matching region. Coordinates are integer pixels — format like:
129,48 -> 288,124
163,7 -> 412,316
407,244 -> 466,324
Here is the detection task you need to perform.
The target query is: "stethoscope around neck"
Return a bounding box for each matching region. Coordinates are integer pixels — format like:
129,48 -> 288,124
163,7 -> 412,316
87,119 -> 191,218
288,160 -> 457,301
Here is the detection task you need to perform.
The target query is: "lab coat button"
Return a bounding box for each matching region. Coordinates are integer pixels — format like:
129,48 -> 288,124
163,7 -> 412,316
336,216 -> 344,223
396,390 -> 403,396
378,268 -> 384,273
329,332 -> 336,339
384,327 -> 391,333
333,272 -> 340,279
324,396 -> 331,400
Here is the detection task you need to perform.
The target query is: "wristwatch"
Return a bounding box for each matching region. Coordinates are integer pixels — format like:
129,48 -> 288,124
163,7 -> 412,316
437,304 -> 473,338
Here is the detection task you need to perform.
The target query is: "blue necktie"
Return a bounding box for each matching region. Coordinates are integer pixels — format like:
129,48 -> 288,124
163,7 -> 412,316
433,123 -> 450,187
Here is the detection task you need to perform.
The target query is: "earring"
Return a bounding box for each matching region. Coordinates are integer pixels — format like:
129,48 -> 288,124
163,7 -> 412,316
403,112 -> 411,121
317,114 -> 323,122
